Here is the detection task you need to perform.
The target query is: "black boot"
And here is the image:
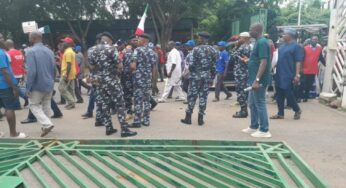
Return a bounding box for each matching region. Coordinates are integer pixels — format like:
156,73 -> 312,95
106,127 -> 117,136
129,122 -> 141,128
181,112 -> 192,125
198,114 -> 204,126
121,127 -> 137,137
233,108 -> 248,118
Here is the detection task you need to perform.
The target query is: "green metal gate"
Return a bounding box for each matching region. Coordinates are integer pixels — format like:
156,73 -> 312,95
0,139 -> 327,188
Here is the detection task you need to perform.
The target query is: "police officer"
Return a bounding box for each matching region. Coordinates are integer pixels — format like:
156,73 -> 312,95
231,32 -> 252,118
120,37 -> 135,120
181,32 -> 218,126
130,33 -> 157,128
88,32 -> 137,137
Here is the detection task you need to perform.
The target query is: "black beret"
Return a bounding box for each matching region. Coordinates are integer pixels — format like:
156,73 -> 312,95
138,33 -> 151,40
198,32 -> 211,39
101,32 -> 114,42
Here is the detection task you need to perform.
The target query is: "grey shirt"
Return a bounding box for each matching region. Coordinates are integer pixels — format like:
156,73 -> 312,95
76,52 -> 85,79
26,43 -> 55,92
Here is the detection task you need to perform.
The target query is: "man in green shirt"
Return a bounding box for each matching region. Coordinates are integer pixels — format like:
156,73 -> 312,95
241,23 -> 272,138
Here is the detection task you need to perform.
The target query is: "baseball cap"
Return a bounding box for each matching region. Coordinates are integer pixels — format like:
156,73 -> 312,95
61,37 -> 74,44
217,41 -> 227,47
184,40 -> 196,47
239,32 -> 250,37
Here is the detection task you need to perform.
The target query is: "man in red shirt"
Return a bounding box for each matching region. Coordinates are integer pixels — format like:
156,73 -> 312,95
155,44 -> 165,82
301,36 -> 325,102
5,39 -> 28,107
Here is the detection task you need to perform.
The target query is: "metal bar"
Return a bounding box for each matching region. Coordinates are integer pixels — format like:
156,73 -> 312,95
210,152 -> 276,176
76,151 -> 127,188
60,150 -> 107,188
277,153 -> 308,187
166,152 -> 248,187
258,144 -> 290,188
198,152 -> 283,187
26,161 -> 50,188
284,144 -> 329,187
122,152 -> 187,187
107,152 -> 166,187
91,151 -> 147,188
184,152 -> 269,187
36,155 -> 68,188
46,150 -> 87,187
136,152 -> 208,188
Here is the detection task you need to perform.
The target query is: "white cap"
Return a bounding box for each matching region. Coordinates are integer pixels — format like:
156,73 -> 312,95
239,32 -> 250,37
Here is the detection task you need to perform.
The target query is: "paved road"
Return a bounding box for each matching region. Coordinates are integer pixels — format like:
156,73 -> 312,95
0,83 -> 345,187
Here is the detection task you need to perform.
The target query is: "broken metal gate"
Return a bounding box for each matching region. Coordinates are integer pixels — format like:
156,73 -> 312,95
0,139 -> 327,188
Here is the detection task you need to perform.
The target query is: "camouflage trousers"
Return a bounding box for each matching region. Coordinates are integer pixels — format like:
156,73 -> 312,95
235,78 -> 248,110
95,83 -> 127,130
186,79 -> 209,115
121,73 -> 134,115
133,87 -> 151,125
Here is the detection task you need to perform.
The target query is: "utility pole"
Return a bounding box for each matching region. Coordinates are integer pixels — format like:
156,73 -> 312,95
298,0 -> 303,26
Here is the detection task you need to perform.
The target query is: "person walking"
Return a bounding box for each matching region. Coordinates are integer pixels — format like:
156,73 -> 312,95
213,41 -> 232,102
232,32 -> 252,118
88,32 -> 136,137
158,41 -> 185,103
25,32 -> 56,137
58,37 -> 77,110
0,33 -> 26,138
5,39 -> 28,107
129,33 -> 158,128
181,32 -> 218,126
155,44 -> 165,82
270,29 -> 303,120
74,45 -> 85,103
241,23 -> 272,138
300,36 -> 325,102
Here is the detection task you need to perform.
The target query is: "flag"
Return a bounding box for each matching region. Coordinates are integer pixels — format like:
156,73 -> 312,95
135,4 -> 149,35
38,25 -> 51,34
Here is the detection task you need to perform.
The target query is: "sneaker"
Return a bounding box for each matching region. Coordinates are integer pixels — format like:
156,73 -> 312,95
212,98 -> 220,102
158,99 -> 166,103
241,127 -> 257,134
14,132 -> 28,138
41,126 -> 54,137
65,104 -> 75,110
251,131 -> 272,138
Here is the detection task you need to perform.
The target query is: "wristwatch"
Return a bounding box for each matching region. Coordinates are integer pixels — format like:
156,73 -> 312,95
256,77 -> 260,82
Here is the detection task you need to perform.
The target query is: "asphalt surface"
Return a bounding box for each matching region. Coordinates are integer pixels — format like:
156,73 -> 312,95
0,82 -> 345,187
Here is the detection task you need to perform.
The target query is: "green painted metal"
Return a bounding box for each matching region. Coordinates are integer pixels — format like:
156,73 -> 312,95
0,139 -> 328,188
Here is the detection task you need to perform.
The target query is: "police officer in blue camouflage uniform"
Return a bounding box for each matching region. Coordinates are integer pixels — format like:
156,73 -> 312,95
181,32 -> 218,126
231,32 -> 252,118
130,33 -> 157,128
120,38 -> 135,119
88,32 -> 137,137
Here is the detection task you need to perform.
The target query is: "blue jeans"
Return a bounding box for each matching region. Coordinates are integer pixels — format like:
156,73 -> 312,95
248,87 -> 269,132
87,88 -> 96,114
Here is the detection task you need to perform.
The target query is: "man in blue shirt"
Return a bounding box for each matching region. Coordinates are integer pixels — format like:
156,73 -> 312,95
0,34 -> 26,138
213,41 -> 232,102
25,32 -> 56,137
270,29 -> 303,120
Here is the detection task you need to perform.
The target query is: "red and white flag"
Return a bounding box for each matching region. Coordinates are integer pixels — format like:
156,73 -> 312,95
135,4 -> 149,35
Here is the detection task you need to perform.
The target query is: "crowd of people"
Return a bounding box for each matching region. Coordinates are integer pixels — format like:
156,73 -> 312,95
0,23 -> 325,138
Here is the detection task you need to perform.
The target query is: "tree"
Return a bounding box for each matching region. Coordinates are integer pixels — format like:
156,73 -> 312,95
125,0 -> 214,49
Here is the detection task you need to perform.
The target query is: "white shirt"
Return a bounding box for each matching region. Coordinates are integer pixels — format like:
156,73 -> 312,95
166,48 -> 182,84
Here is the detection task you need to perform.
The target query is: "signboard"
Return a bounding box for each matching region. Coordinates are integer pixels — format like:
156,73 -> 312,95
22,21 -> 38,33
